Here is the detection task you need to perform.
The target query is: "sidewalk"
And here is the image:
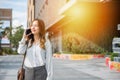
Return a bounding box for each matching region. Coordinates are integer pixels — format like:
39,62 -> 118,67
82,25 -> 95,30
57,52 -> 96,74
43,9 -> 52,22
0,55 -> 120,80
0,55 -> 22,80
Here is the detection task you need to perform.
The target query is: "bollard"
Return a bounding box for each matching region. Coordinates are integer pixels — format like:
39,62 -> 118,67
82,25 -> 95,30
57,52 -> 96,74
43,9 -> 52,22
105,57 -> 110,66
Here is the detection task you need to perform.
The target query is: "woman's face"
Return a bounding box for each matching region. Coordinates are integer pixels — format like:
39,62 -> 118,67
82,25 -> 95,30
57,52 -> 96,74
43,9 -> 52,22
31,20 -> 40,35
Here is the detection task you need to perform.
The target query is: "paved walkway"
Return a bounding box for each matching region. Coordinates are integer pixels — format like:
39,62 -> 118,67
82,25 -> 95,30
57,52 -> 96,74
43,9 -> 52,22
54,58 -> 120,80
0,55 -> 120,80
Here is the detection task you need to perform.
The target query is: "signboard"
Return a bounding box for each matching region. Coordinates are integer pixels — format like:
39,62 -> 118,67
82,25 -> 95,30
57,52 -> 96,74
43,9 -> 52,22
0,9 -> 12,20
0,9 -> 12,48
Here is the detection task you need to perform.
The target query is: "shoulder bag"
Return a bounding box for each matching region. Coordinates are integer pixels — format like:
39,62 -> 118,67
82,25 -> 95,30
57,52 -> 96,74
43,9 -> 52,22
17,48 -> 27,80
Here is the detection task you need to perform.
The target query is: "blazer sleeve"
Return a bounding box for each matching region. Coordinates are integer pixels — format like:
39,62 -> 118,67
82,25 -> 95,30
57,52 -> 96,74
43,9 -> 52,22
45,40 -> 53,80
17,38 -> 27,54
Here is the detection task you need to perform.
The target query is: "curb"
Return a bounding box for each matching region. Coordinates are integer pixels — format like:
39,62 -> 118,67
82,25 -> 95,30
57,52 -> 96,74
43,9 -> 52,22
53,54 -> 105,60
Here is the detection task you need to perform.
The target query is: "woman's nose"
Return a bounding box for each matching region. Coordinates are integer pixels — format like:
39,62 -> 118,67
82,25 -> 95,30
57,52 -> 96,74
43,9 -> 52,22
31,26 -> 34,29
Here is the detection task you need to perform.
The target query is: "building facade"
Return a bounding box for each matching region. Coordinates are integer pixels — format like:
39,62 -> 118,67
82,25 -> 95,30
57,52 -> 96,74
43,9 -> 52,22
27,0 -> 35,26
27,0 -> 120,53
28,0 -> 69,53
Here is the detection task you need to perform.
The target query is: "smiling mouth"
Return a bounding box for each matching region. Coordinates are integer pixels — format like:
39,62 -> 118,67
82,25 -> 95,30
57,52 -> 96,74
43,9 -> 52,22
32,30 -> 36,32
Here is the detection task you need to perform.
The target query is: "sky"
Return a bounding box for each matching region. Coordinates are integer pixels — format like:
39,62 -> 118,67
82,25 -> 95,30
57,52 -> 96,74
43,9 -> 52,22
0,0 -> 27,29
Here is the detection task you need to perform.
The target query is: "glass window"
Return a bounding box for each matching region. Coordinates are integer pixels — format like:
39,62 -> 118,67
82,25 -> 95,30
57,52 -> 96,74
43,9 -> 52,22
115,43 -> 120,48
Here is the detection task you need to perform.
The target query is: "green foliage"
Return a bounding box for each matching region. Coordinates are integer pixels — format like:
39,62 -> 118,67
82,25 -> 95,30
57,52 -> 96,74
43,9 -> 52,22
8,27 -> 24,51
0,49 -> 3,55
110,53 -> 119,61
62,51 -> 73,54
62,32 -> 106,54
1,48 -> 18,55
106,52 -> 112,55
2,48 -> 13,54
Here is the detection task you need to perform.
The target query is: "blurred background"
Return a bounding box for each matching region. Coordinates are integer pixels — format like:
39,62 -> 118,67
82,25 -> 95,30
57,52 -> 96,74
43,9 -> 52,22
0,0 -> 27,55
0,0 -> 120,80
0,0 -> 120,55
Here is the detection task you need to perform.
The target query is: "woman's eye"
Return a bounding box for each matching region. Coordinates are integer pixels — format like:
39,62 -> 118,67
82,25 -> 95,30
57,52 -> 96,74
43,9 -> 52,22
32,25 -> 38,27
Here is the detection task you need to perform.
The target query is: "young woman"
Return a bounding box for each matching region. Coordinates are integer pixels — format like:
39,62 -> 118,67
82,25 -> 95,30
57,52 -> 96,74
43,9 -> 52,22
17,19 -> 53,80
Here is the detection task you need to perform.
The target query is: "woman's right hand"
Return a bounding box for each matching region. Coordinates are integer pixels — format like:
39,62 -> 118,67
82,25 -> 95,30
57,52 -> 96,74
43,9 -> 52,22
23,30 -> 32,42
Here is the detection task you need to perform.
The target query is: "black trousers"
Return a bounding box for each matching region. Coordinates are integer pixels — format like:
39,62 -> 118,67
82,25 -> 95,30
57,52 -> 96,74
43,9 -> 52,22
24,65 -> 47,80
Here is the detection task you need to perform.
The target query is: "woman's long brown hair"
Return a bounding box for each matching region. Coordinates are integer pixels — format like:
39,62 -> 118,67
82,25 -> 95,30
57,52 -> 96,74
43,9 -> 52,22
29,19 -> 46,49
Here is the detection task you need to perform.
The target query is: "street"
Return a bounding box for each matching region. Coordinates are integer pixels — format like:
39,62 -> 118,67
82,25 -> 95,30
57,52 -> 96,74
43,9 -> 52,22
0,55 -> 120,80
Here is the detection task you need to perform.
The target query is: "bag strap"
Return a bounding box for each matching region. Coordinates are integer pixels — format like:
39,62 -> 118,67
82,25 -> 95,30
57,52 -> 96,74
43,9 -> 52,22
21,44 -> 28,68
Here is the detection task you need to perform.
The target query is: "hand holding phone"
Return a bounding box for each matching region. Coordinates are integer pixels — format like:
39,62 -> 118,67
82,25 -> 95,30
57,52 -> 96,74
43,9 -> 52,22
25,29 -> 33,39
26,29 -> 31,35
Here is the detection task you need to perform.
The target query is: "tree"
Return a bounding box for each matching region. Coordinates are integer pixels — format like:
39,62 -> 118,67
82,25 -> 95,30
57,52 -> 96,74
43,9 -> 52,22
8,26 -> 24,51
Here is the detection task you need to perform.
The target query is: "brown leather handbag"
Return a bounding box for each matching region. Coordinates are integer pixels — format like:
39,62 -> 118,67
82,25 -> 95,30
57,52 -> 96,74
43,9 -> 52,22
17,67 -> 25,80
17,49 -> 27,80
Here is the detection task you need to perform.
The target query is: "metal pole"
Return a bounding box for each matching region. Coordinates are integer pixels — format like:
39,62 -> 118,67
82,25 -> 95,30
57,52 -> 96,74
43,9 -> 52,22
0,32 -> 2,54
0,22 -> 3,54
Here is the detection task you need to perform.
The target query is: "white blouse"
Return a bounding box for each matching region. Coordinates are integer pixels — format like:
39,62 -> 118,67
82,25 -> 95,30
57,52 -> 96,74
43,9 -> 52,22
17,38 -> 53,80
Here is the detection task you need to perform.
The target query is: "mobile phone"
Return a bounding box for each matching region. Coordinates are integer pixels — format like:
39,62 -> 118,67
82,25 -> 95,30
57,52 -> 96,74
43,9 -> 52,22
26,29 -> 33,39
26,29 -> 31,35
